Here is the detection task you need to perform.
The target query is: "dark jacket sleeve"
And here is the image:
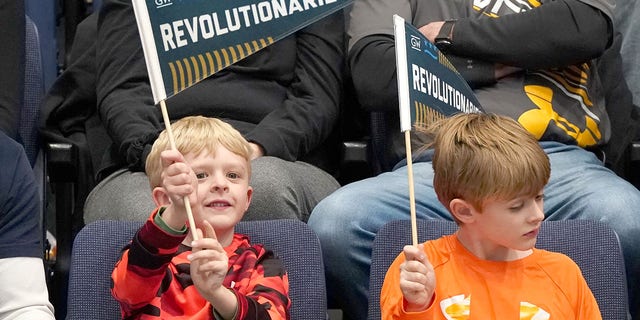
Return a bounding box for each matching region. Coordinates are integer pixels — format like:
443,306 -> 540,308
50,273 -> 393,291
0,132 -> 42,259
111,210 -> 186,315
451,0 -> 612,69
348,0 -> 612,112
96,0 -> 163,172
596,32 -> 640,173
244,12 -> 345,160
348,34 -> 398,112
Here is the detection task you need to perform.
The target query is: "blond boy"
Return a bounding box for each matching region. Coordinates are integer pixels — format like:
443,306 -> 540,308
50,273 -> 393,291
111,116 -> 290,319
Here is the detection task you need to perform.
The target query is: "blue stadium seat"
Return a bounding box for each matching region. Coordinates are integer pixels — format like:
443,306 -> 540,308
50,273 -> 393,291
368,219 -> 630,320
22,15 -> 44,167
66,219 -> 328,320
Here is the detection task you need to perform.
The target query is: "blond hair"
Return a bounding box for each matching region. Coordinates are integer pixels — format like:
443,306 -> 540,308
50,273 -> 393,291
145,116 -> 253,188
417,113 -> 550,218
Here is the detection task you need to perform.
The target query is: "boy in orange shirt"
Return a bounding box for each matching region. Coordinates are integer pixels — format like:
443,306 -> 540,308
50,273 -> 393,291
111,116 -> 290,319
381,113 -> 601,319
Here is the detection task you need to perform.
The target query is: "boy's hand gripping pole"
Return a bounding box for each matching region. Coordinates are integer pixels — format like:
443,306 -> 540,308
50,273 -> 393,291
160,100 -> 199,241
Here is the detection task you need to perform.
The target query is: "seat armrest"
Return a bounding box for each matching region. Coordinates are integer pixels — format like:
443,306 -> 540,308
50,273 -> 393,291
45,142 -> 78,319
46,143 -> 78,182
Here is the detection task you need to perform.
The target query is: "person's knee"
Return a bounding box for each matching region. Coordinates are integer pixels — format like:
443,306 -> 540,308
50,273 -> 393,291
581,185 -> 640,246
588,184 -> 640,220
84,170 -> 153,222
251,157 -> 296,192
309,186 -> 367,234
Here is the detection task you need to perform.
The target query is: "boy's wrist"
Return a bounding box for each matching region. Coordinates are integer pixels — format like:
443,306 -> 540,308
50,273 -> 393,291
154,208 -> 188,235
210,287 -> 239,320
403,292 -> 435,313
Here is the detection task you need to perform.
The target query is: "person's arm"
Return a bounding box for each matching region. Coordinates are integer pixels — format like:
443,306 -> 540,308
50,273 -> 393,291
111,210 -> 187,316
446,0 -> 612,69
348,0 -> 612,113
380,250 -> 437,319
96,0 -> 164,172
348,35 -> 398,112
0,258 -> 55,319
244,12 -> 345,161
189,222 -> 238,319
232,244 -> 290,319
0,133 -> 55,319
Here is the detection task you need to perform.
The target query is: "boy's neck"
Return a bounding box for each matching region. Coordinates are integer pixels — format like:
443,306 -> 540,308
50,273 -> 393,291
183,228 -> 236,247
455,230 -> 533,261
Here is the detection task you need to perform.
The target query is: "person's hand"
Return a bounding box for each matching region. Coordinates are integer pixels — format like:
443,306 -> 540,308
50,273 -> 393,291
189,221 -> 232,304
418,21 -> 445,43
160,149 -> 198,220
399,244 -> 436,312
249,142 -> 264,160
495,63 -> 522,79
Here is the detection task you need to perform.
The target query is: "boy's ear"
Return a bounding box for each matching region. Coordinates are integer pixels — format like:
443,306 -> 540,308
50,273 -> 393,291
243,186 -> 253,213
152,187 -> 171,207
449,198 -> 475,223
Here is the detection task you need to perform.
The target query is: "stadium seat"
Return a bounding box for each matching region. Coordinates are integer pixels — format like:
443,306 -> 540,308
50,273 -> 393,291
66,219 -> 328,320
22,15 -> 45,167
367,219 -> 630,320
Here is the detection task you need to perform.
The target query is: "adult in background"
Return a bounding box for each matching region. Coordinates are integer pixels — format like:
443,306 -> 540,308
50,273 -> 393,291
43,0 -> 345,224
0,131 -> 56,319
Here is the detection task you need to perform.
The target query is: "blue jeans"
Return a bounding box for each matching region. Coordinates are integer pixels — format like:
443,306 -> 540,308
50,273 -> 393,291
308,141 -> 640,320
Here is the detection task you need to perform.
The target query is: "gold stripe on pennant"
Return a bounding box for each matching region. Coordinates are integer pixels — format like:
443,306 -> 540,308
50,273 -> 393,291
198,54 -> 208,79
251,40 -> 260,51
244,42 -> 253,55
228,46 -> 238,64
175,60 -> 185,91
236,44 -> 246,59
182,58 -> 192,87
190,56 -> 201,83
213,51 -> 223,73
168,62 -> 178,96
220,48 -> 230,69
205,52 -> 215,76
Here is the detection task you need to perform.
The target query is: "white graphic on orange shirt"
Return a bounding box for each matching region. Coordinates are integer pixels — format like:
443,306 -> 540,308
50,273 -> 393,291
438,296 -> 550,319
440,294 -> 470,320
520,301 -> 550,320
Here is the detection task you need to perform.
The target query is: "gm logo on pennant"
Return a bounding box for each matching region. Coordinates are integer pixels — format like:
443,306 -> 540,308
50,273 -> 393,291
410,34 -> 421,52
155,0 -> 173,9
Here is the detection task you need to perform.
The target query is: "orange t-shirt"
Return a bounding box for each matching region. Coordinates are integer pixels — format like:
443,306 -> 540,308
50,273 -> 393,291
381,235 -> 601,320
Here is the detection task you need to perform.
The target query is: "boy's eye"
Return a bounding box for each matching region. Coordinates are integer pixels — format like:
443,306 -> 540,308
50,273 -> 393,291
509,202 -> 524,211
227,172 -> 239,179
195,172 -> 208,180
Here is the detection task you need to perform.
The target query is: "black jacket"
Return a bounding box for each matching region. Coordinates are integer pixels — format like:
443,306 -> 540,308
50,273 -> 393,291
43,0 -> 345,180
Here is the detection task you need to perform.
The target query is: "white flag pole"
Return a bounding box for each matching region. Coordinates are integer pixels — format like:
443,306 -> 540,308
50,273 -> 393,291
394,15 -> 418,246
159,100 -> 199,240
133,0 -> 199,240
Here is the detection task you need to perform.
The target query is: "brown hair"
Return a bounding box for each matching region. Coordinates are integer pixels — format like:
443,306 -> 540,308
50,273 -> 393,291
145,116 -> 252,188
417,113 -> 550,219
